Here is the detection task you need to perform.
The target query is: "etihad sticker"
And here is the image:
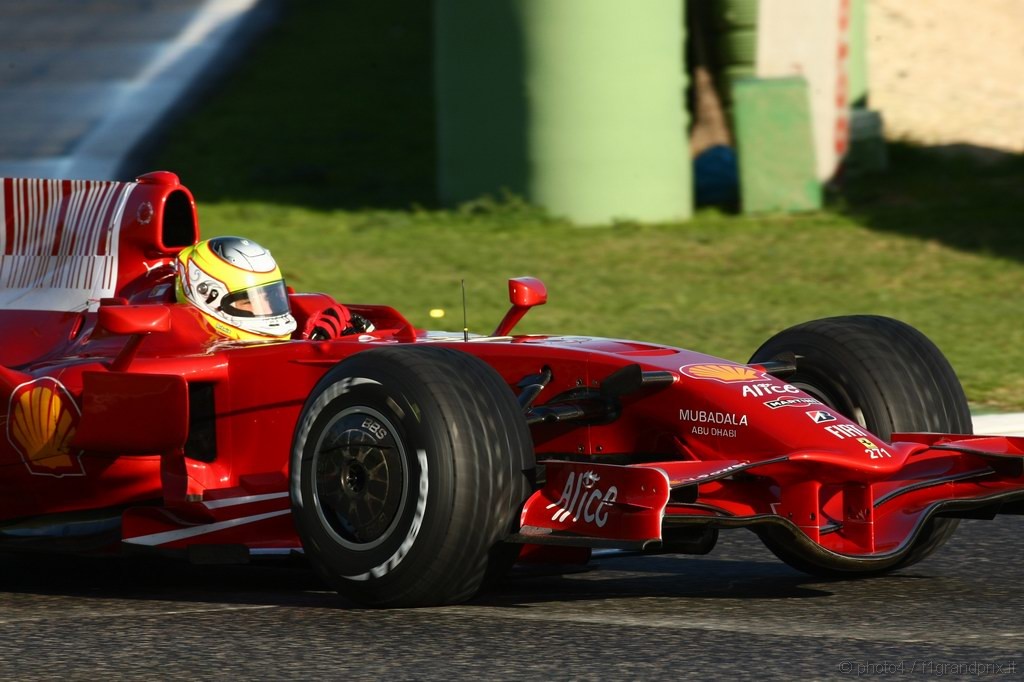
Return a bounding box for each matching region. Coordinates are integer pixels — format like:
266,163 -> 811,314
675,461 -> 749,485
764,397 -> 822,409
7,377 -> 85,477
680,364 -> 763,384
807,410 -> 836,424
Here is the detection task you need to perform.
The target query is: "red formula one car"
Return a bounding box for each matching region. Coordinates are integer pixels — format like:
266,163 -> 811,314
2,171 -> 1024,607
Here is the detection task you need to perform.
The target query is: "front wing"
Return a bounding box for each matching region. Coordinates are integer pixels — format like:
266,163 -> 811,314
514,434 -> 1024,559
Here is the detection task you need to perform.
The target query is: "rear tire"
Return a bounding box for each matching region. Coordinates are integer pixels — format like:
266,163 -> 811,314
290,346 -> 534,607
749,315 -> 971,575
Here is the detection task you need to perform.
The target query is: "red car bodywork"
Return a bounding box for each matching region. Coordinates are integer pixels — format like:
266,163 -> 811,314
2,172 -> 1024,571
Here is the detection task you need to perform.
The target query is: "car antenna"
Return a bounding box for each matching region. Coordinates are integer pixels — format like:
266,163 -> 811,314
462,279 -> 469,342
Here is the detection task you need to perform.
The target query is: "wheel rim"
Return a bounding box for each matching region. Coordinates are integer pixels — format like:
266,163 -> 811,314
311,406 -> 407,551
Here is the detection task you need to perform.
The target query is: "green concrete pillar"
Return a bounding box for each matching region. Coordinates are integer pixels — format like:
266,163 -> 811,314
733,77 -> 821,214
435,0 -> 692,224
848,0 -> 868,107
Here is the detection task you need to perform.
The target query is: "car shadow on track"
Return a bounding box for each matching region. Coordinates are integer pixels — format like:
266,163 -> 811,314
0,551 -> 867,609
484,554 -> 840,604
0,552 -> 343,608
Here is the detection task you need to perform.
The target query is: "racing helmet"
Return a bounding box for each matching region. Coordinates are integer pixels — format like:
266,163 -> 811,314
176,236 -> 297,341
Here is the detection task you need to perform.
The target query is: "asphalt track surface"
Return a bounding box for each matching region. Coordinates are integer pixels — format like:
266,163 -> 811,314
0,517 -> 1020,680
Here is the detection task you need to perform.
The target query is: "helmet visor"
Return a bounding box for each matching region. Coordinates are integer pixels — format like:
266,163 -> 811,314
221,281 -> 291,318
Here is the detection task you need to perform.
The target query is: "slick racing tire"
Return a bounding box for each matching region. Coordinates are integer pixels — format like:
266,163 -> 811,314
290,346 -> 534,608
749,315 -> 971,576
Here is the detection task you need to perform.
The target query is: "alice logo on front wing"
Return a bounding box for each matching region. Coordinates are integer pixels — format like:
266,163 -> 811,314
6,377 -> 85,476
680,363 -> 764,383
545,470 -> 618,528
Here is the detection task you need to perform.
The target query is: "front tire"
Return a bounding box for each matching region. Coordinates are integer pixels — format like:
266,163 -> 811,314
749,315 -> 971,575
290,346 -> 534,607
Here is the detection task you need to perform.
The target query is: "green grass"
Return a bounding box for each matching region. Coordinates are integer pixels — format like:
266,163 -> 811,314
147,1 -> 1024,410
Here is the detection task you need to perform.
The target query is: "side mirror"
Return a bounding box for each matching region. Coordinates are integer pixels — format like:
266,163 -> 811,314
492,277 -> 547,337
98,304 -> 171,335
97,303 -> 171,370
509,276 -> 547,308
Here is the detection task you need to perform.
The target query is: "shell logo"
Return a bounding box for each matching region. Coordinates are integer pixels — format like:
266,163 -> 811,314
6,377 -> 85,476
680,363 -> 763,383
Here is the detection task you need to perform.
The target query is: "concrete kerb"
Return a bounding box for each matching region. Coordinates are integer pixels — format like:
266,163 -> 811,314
972,413 -> 1024,437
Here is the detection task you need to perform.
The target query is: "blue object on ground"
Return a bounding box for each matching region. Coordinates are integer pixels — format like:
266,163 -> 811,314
694,144 -> 739,207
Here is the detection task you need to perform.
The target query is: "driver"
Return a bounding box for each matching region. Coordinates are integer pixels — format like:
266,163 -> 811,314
176,236 -> 372,342
176,236 -> 298,341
